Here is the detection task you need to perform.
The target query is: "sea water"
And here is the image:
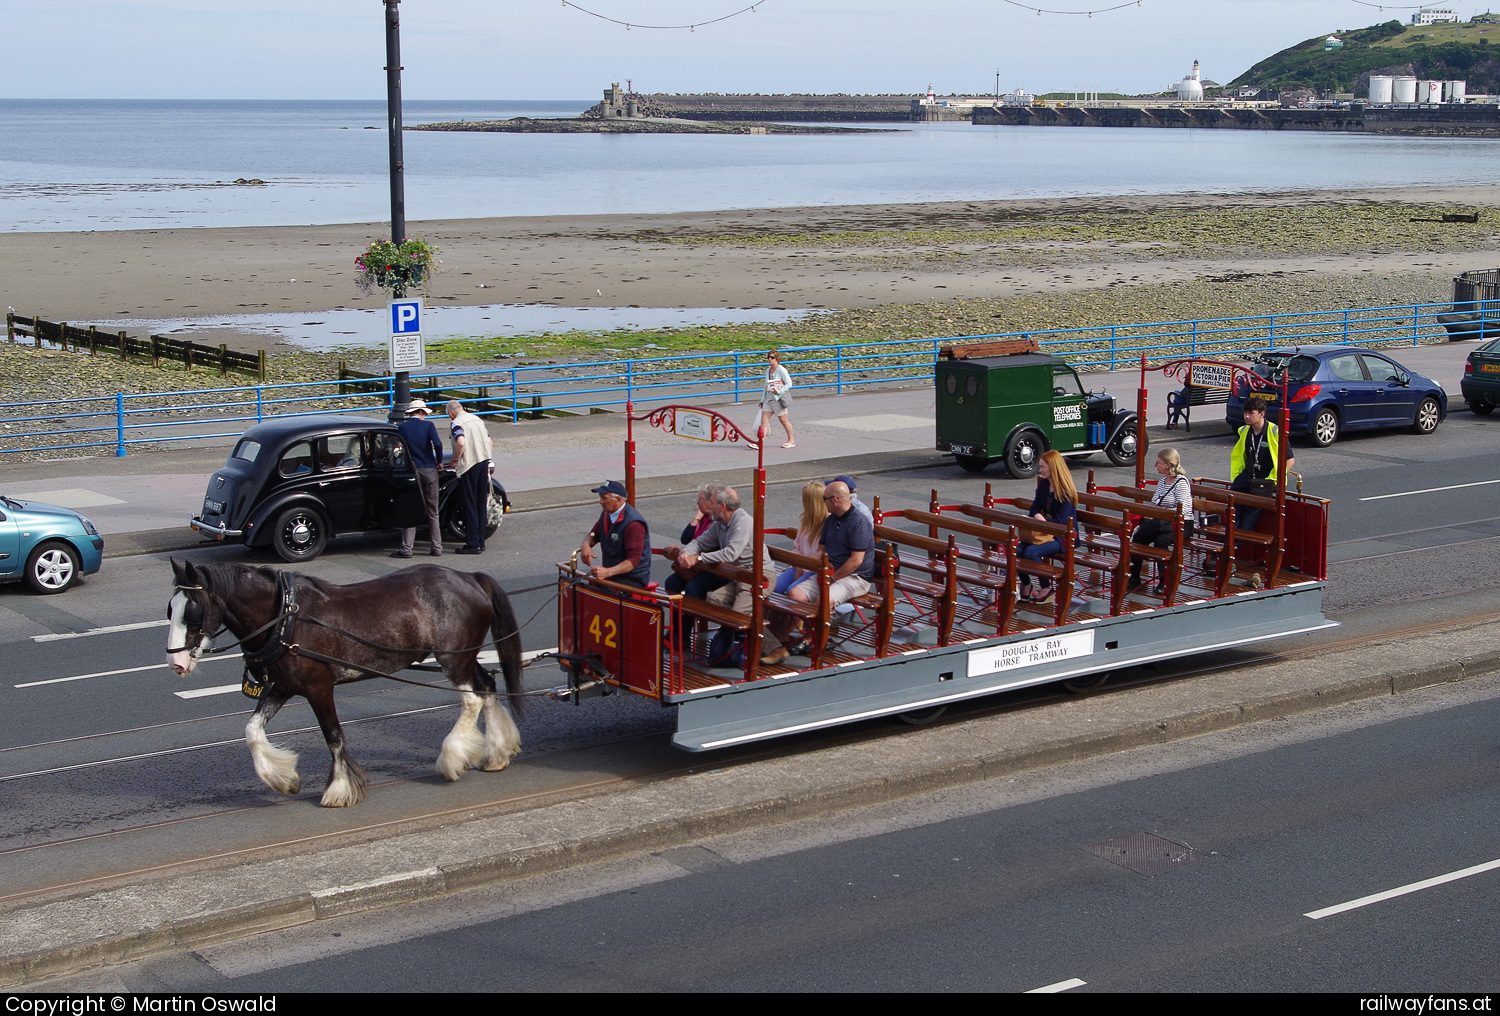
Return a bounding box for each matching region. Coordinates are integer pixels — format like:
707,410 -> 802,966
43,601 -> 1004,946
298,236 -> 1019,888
5,99 -> 1500,233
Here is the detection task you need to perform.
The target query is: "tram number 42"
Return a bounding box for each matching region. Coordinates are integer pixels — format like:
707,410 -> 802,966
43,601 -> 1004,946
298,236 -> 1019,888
588,615 -> 619,649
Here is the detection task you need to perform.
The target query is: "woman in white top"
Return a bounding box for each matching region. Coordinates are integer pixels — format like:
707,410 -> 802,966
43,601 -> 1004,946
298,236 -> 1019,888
1129,447 -> 1194,594
757,350 -> 796,449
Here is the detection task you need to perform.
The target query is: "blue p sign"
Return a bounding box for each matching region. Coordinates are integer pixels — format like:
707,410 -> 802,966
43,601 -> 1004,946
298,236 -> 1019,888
390,299 -> 423,335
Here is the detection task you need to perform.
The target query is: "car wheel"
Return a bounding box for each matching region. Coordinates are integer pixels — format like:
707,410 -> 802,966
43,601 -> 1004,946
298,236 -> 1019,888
1310,406 -> 1340,447
1412,396 -> 1442,435
1104,425 -> 1143,467
1468,399 -> 1495,416
954,455 -> 990,473
1004,430 -> 1045,479
24,541 -> 80,594
271,506 -> 328,562
444,483 -> 505,542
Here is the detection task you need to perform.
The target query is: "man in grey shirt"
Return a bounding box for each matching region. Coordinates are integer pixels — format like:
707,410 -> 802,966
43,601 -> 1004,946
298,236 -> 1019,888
664,486 -> 753,600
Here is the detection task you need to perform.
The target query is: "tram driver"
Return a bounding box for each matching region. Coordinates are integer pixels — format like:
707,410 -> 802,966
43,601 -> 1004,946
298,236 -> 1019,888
579,480 -> 653,587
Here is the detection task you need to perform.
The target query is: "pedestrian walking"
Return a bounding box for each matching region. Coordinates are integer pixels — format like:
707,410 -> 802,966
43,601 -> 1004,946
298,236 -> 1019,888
757,350 -> 796,449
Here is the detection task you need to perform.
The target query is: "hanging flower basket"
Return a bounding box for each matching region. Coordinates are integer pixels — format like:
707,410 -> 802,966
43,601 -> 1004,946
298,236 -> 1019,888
354,238 -> 440,297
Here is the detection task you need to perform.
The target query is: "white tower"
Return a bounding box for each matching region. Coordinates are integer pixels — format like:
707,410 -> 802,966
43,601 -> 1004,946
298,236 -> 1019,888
1176,59 -> 1204,101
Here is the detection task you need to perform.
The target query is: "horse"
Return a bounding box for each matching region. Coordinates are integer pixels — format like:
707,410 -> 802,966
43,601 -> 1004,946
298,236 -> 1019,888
166,559 -> 523,807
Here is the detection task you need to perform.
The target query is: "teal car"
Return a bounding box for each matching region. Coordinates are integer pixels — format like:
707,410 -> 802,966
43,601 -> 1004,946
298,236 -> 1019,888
0,495 -> 104,594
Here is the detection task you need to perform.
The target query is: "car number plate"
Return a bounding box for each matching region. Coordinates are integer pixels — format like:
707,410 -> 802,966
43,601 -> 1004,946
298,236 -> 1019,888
203,498 -> 225,515
1480,363 -> 1500,374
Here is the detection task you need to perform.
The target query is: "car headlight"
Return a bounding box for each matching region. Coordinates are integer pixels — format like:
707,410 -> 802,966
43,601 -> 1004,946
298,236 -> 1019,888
79,516 -> 98,536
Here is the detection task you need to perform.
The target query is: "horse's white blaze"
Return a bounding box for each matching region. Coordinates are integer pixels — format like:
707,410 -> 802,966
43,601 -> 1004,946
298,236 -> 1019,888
439,689 -> 485,781
245,712 -> 301,795
480,695 -> 522,772
166,591 -> 199,675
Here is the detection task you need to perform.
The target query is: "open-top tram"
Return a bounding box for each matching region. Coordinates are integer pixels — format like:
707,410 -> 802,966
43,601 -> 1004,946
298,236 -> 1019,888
555,359 -> 1335,752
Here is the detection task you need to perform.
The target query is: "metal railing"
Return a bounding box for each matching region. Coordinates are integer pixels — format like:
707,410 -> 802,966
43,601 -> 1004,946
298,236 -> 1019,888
1,298 -> 1489,457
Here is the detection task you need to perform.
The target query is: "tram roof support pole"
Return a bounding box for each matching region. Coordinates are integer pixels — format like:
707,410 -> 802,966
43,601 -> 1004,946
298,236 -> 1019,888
625,399 -> 637,505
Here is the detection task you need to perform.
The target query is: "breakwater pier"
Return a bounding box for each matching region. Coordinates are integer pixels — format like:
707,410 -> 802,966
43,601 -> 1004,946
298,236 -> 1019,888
973,101 -> 1500,135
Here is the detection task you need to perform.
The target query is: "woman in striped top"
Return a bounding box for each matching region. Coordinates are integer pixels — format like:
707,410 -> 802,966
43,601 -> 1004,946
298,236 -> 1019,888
1129,448 -> 1194,594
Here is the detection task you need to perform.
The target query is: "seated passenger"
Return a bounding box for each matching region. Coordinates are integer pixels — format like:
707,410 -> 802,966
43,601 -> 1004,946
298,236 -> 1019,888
828,473 -> 872,523
1129,448 -> 1194,595
763,480 -> 874,665
670,483 -> 722,585
663,486 -> 753,600
1018,450 -> 1077,605
773,481 -> 827,596
578,480 -> 652,587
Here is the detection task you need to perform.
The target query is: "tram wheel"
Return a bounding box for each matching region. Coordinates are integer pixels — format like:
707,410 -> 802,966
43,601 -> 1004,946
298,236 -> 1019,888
1061,671 -> 1112,695
897,705 -> 948,726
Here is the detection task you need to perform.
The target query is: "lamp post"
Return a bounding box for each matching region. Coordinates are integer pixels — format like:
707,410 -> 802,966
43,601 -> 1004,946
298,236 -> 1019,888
384,0 -> 411,422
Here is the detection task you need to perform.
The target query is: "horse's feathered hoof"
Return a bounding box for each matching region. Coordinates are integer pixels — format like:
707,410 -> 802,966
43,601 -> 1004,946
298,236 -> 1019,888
320,763 -> 367,807
480,759 -> 509,772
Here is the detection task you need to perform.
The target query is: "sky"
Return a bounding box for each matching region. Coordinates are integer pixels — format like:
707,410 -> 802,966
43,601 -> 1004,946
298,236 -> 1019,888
0,0 -> 1471,100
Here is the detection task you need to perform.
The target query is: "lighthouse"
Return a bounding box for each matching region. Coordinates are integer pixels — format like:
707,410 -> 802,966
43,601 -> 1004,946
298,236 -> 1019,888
1176,60 -> 1204,102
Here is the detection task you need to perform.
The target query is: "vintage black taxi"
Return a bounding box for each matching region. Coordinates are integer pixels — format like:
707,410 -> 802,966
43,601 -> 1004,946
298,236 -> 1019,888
189,415 -> 507,562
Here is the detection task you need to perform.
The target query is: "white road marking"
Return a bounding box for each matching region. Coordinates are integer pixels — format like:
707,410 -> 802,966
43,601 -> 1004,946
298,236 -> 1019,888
16,653 -> 241,688
1359,479 -> 1500,502
1025,978 -> 1087,993
33,619 -> 169,642
1304,857 -> 1500,919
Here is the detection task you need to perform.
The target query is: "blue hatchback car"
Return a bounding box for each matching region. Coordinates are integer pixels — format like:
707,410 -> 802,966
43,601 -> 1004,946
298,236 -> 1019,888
1225,346 -> 1447,447
0,495 -> 104,594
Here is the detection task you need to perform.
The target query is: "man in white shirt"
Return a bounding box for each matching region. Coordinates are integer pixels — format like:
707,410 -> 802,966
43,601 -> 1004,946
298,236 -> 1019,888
446,399 -> 494,555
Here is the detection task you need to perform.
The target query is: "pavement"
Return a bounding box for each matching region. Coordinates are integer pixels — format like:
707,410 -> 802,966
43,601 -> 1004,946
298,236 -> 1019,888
0,339 -> 1487,988
0,340 -> 1477,558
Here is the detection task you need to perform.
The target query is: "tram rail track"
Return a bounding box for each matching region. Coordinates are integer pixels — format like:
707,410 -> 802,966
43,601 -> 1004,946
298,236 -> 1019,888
2,585 -> 1498,913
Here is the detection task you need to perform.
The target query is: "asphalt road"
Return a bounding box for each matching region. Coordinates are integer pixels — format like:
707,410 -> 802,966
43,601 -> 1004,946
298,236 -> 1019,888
1,413 -> 1498,870
51,658 -> 1500,992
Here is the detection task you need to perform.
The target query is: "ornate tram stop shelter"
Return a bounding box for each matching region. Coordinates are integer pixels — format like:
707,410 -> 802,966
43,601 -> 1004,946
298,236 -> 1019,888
554,362 -> 1334,752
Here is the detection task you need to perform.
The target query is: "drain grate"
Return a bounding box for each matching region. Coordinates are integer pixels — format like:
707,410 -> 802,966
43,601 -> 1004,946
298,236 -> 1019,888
1083,832 -> 1205,876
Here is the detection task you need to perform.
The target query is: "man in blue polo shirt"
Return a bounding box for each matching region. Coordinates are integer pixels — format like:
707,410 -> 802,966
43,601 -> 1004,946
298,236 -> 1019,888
763,480 -> 874,665
392,399 -> 443,558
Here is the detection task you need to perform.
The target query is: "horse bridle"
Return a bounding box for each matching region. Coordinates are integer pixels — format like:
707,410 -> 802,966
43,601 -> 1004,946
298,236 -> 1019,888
167,571 -> 300,666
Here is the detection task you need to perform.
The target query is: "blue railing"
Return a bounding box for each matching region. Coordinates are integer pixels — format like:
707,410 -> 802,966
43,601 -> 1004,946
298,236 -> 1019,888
1,298 -> 1490,456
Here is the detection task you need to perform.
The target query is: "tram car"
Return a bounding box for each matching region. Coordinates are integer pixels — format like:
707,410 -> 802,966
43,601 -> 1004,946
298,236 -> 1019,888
555,364 -> 1333,753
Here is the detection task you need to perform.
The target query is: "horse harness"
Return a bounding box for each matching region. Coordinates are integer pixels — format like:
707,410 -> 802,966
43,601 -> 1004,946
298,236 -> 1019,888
171,571 -> 551,701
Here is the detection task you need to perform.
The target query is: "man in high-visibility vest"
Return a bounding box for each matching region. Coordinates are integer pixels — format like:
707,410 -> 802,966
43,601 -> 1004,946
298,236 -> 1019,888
1230,396 -> 1294,532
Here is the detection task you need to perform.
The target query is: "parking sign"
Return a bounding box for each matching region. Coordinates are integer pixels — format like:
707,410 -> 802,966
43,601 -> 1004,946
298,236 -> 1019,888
387,297 -> 426,371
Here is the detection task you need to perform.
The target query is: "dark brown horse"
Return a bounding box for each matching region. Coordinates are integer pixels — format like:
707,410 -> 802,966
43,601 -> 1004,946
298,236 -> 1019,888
166,560 -> 523,807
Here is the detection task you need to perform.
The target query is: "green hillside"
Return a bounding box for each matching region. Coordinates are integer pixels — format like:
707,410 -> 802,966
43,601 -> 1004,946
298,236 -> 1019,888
1230,19 -> 1500,94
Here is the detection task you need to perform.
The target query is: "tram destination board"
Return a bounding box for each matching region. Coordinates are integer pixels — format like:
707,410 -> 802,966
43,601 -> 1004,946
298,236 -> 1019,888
560,583 -> 663,695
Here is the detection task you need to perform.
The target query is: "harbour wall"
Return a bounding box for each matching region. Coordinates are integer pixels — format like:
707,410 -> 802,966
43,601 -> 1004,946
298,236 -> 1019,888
972,103 -> 1500,135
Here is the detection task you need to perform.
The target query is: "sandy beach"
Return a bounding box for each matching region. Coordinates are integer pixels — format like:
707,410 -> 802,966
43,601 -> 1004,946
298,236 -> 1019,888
4,185 -> 1499,366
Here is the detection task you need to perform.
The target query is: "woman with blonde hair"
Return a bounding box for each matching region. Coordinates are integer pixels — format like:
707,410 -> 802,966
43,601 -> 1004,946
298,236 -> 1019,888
774,480 -> 827,597
1129,447 -> 1194,594
1018,449 -> 1078,604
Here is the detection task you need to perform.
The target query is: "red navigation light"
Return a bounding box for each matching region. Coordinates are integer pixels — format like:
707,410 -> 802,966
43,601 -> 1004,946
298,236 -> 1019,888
1289,384 -> 1321,403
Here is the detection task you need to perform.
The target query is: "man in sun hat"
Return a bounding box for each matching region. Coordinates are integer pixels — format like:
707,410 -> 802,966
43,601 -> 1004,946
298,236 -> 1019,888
392,398 -> 443,558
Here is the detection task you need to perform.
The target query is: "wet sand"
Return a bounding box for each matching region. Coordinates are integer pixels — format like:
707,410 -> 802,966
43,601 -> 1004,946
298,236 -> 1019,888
6,184 -> 1500,352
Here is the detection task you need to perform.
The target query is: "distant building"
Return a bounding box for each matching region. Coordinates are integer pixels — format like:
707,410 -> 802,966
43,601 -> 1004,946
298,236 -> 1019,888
598,82 -> 641,119
1175,59 -> 1204,101
1325,35 -> 1344,51
1411,8 -> 1459,25
1238,86 -> 1262,99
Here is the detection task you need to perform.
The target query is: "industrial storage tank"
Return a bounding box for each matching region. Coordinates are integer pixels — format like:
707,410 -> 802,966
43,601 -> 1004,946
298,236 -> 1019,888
1368,74 -> 1394,103
1421,80 -> 1444,104
1394,76 -> 1418,103
1447,80 -> 1468,103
